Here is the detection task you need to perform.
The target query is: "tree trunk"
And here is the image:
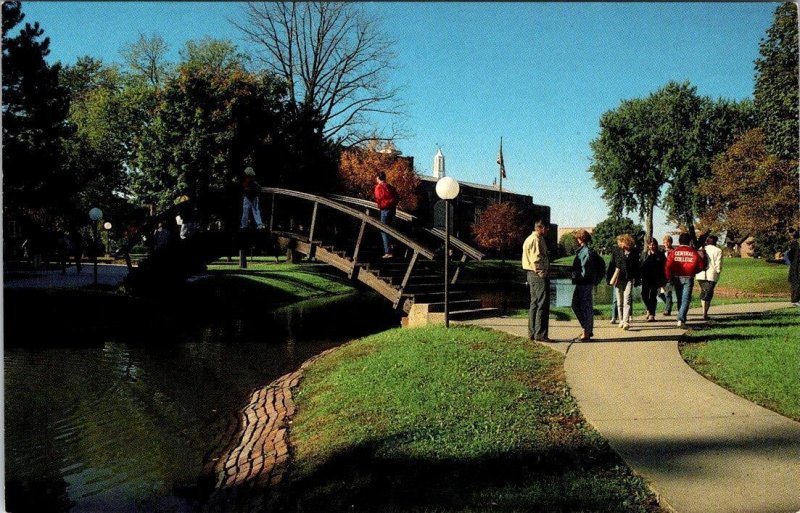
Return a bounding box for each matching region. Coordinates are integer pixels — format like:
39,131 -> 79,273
645,199 -> 654,246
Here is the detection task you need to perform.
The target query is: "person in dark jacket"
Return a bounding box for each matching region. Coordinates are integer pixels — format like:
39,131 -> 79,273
570,229 -> 596,341
640,237 -> 667,321
609,233 -> 641,330
788,229 -> 800,306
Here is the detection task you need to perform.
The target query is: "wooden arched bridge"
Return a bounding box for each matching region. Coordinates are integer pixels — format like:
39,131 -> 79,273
120,188 -> 498,324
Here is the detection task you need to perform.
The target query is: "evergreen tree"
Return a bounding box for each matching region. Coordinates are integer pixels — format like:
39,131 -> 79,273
2,1 -> 72,220
754,3 -> 799,161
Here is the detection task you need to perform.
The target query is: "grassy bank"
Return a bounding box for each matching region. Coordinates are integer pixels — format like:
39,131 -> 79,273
287,326 -> 663,512
680,309 -> 800,421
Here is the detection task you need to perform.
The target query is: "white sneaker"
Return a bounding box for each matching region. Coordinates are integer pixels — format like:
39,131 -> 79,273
622,322 -> 630,330
676,321 -> 687,329
792,302 -> 800,307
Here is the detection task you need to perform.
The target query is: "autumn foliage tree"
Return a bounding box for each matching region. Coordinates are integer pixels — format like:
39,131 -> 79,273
471,202 -> 527,260
338,141 -> 420,211
698,128 -> 799,256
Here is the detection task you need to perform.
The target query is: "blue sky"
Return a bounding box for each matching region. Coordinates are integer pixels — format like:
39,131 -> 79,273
22,1 -> 777,238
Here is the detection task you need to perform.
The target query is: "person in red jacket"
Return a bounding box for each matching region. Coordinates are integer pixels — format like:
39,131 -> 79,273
665,232 -> 707,328
374,172 -> 398,258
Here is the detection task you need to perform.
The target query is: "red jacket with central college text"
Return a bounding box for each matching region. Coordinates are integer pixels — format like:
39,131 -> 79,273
665,244 -> 706,281
374,181 -> 398,210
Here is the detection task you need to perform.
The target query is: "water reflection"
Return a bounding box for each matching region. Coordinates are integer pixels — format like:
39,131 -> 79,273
474,279 -> 636,312
5,291 -> 398,513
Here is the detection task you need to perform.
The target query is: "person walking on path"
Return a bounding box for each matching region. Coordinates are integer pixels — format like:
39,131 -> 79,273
640,237 -> 666,321
570,229 -> 598,341
241,167 -> 265,230
665,232 -> 706,329
696,234 -> 723,319
522,220 -> 551,342
609,233 -> 640,330
373,172 -> 399,259
658,235 -> 676,315
787,229 -> 800,305
606,257 -> 619,324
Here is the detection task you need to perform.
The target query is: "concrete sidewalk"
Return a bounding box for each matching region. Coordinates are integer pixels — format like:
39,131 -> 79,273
463,302 -> 800,513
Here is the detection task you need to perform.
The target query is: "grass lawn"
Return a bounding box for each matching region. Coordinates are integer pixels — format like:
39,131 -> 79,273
287,325 -> 663,512
680,309 -> 800,421
206,259 -> 355,301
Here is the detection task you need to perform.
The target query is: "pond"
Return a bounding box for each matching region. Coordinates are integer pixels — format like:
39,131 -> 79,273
4,291 -> 399,513
473,278 -> 640,312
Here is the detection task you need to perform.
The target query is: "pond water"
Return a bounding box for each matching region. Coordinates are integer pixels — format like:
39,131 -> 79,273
475,279 -> 639,312
4,291 -> 398,513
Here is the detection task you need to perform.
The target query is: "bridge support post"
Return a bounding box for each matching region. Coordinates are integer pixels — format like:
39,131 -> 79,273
239,249 -> 247,269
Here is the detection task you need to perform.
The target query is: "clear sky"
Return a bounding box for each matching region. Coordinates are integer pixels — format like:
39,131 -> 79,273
22,1 -> 777,239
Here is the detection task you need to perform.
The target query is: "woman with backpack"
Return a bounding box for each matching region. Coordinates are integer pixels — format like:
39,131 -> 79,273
571,229 -> 600,341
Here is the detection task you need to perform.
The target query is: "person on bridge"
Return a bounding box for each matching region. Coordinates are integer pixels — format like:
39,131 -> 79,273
374,172 -> 398,259
522,220 -> 551,342
665,232 -> 706,329
241,167 -> 265,230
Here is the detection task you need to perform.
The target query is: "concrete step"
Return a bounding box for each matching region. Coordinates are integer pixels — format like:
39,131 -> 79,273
405,290 -> 468,302
424,299 -> 482,312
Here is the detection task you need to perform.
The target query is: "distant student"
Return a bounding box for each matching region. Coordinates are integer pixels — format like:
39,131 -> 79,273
241,167 -> 265,230
522,220 -> 551,342
609,233 -> 640,330
640,237 -> 667,321
570,229 -> 600,341
373,172 -> 399,258
665,232 -> 706,329
658,235 -> 676,315
696,234 -> 723,320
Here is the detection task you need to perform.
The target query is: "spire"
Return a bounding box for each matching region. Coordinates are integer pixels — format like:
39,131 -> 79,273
433,148 -> 446,178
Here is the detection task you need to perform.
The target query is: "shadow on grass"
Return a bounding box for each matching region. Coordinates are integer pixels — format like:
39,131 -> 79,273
274,438 -> 661,513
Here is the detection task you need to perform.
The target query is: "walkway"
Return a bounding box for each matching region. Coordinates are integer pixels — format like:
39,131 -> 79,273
463,302 -> 800,513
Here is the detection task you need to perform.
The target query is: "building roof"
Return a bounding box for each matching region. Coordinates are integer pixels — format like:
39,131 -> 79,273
418,174 -> 527,198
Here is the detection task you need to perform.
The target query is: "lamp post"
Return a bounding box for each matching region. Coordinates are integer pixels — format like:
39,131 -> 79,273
89,207 -> 103,285
103,221 -> 113,254
435,176 -> 460,328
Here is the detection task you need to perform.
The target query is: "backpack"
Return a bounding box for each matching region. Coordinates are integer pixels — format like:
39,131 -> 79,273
589,249 -> 606,286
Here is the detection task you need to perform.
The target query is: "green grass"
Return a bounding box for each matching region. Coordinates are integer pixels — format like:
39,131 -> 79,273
206,260 -> 355,300
711,258 -> 789,296
680,309 -> 800,420
287,326 -> 663,512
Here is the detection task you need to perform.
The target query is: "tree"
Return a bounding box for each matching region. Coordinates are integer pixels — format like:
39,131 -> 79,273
2,1 -> 72,221
235,1 -> 405,146
590,81 -> 753,242
591,216 -> 645,255
338,141 -> 420,210
131,40 -> 288,225
558,232 -> 580,257
471,202 -> 528,261
60,56 -> 132,220
754,3 -> 799,161
698,129 -> 799,257
120,32 -> 171,87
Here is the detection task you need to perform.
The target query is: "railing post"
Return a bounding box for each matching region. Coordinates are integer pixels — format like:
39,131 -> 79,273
308,202 -> 319,242
269,193 -> 275,233
349,210 -> 369,279
398,250 -> 419,294
451,253 -> 467,285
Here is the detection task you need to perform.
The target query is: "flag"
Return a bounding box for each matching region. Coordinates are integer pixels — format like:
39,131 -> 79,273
497,138 -> 506,179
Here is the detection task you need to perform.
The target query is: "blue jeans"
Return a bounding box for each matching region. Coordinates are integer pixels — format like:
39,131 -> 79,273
241,196 -> 263,228
572,283 -> 594,336
659,283 -> 674,314
610,287 -> 618,322
673,276 -> 694,323
380,208 -> 396,254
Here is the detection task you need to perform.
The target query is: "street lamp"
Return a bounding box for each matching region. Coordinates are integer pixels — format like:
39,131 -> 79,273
89,208 -> 103,285
103,222 -> 113,254
435,176 -> 460,328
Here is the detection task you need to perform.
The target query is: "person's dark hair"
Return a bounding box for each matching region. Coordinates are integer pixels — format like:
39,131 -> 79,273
678,232 -> 692,246
648,237 -> 658,246
705,234 -> 718,245
535,220 -> 547,230
376,172 -> 387,181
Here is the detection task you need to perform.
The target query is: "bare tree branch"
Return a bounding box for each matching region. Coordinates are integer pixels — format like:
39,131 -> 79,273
235,1 -> 405,145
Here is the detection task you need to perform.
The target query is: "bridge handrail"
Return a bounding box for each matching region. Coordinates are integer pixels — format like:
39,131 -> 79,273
262,187 -> 435,260
326,193 -> 484,261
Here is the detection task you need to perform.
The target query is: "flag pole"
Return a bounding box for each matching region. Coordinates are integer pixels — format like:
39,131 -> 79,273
498,137 -> 504,203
